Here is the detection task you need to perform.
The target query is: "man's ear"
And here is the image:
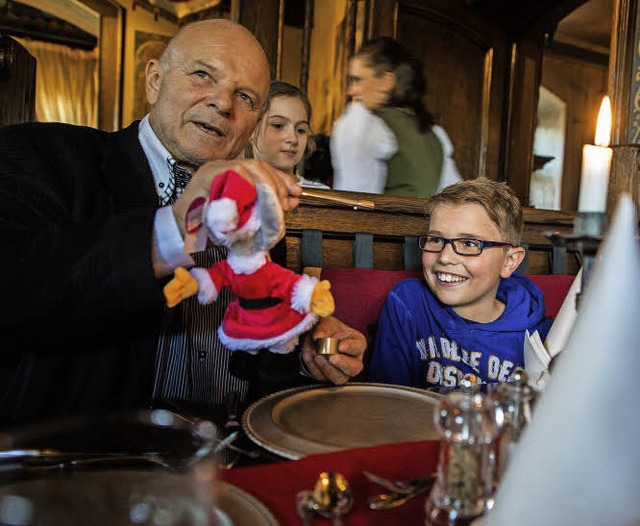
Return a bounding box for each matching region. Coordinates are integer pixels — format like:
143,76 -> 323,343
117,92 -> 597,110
145,59 -> 163,106
501,246 -> 526,278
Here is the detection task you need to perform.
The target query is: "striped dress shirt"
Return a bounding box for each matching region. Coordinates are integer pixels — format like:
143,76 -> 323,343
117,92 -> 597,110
138,116 -> 250,409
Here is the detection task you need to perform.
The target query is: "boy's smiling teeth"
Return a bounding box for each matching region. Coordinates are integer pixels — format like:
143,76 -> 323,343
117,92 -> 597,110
437,272 -> 466,283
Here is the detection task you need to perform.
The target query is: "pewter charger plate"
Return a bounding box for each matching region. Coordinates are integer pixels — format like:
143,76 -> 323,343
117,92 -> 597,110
242,383 -> 442,460
0,471 -> 278,526
216,482 -> 279,526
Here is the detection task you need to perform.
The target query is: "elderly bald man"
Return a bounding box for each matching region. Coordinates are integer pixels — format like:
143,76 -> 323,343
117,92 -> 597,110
0,19 -> 365,425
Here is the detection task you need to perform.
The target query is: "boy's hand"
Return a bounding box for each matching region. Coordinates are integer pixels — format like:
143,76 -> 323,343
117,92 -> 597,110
164,267 -> 199,307
310,280 -> 335,317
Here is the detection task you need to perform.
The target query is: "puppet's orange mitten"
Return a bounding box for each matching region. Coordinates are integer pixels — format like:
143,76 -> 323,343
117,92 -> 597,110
310,279 -> 335,317
164,267 -> 199,308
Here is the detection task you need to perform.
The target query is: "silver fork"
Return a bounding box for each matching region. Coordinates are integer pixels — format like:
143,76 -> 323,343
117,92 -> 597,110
364,471 -> 436,510
363,470 -> 433,494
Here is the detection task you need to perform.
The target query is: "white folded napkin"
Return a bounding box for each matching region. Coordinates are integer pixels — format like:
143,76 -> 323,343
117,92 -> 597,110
482,194 -> 640,526
544,267 -> 582,358
523,329 -> 549,388
523,269 -> 583,390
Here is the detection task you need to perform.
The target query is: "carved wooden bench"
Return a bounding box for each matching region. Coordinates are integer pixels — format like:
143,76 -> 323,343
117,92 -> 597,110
284,188 -> 581,276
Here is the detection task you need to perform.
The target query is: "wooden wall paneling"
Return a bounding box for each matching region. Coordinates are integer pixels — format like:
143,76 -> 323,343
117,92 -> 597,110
0,35 -> 36,126
367,0 -> 396,39
99,11 -> 124,131
78,0 -> 125,132
345,0 -> 358,60
238,0 -> 281,80
300,0 -> 313,90
504,38 -> 544,203
230,0 -> 241,22
541,53 -> 608,211
608,0 -> 640,214
609,145 -> 640,211
394,0 -> 508,181
609,0 -> 637,145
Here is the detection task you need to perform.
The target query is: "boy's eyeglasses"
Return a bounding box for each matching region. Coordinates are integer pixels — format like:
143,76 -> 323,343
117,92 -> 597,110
418,235 -> 514,256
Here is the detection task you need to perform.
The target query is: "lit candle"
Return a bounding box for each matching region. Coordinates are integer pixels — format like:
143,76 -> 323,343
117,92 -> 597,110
578,96 -> 613,212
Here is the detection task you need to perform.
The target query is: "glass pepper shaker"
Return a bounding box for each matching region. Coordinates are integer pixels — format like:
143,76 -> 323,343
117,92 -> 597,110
425,376 -> 503,526
489,369 -> 538,483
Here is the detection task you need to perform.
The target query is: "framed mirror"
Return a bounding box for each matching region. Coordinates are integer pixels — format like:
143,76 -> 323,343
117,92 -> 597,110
530,0 -> 612,211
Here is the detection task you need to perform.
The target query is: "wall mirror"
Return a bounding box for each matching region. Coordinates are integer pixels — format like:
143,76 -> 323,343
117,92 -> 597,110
531,0 -> 612,211
1,0 -> 618,214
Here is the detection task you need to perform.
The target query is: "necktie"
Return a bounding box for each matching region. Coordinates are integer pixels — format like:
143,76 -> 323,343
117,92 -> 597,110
160,158 -> 192,206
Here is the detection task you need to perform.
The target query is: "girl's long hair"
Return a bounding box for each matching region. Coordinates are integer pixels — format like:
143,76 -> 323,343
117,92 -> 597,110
357,37 -> 434,133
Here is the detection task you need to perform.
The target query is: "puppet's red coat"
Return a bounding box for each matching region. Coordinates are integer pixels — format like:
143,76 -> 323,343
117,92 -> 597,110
203,258 -> 318,354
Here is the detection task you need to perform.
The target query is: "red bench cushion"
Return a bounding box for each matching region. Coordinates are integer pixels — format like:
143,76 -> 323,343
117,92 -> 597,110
527,273 -> 576,321
321,268 -> 575,338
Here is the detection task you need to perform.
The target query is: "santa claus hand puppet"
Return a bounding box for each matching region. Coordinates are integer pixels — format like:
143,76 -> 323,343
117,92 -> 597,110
163,169 -> 335,355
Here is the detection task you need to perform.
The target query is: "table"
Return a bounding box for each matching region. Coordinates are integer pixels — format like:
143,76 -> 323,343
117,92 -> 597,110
219,440 -> 441,525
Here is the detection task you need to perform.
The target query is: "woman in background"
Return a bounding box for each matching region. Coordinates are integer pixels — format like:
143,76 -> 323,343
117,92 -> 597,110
249,81 -> 328,188
331,37 -> 460,197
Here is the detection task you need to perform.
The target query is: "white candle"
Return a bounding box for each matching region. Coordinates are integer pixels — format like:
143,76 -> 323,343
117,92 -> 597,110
578,96 -> 612,212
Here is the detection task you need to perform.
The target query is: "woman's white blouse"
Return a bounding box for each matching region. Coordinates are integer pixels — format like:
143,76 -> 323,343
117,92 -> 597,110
330,102 -> 397,193
330,102 -> 462,194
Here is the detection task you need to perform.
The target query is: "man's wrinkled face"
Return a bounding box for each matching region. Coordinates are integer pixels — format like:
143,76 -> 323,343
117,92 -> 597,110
146,22 -> 270,169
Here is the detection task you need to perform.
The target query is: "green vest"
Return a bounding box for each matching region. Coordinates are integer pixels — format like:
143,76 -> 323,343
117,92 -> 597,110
376,107 -> 443,198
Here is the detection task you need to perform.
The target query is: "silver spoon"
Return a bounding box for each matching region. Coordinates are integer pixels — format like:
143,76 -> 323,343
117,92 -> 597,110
295,490 -> 314,526
311,471 -> 353,526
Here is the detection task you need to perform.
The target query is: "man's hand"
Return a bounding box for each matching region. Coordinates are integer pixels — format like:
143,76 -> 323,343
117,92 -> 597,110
300,316 -> 366,385
172,159 -> 301,237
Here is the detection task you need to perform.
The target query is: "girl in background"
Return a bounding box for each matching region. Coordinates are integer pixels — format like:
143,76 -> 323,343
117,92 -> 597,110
249,81 -> 328,188
331,37 -> 460,197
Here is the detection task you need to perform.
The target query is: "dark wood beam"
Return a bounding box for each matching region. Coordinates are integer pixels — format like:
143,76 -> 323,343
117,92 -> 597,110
0,1 -> 96,50
76,0 -> 125,131
237,0 -> 280,79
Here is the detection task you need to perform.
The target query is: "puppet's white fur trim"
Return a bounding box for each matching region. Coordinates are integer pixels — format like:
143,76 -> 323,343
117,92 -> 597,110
205,198 -> 238,232
218,313 -> 318,354
227,250 -> 268,274
206,201 -> 261,247
291,274 -> 318,313
191,268 -> 218,304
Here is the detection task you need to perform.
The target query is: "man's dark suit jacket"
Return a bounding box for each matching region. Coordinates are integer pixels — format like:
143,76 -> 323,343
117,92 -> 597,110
0,121 -> 163,425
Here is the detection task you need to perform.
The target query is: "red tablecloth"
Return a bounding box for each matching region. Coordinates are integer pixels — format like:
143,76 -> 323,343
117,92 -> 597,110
219,440 -> 441,525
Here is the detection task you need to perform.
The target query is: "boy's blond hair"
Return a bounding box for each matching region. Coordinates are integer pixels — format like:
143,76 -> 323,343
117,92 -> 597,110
425,178 -> 523,245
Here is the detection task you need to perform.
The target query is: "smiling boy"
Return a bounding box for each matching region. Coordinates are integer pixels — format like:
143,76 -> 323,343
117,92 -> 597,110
368,178 -> 553,388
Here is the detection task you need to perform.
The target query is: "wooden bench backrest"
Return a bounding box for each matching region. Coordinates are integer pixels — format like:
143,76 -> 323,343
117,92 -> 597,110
284,189 -> 580,276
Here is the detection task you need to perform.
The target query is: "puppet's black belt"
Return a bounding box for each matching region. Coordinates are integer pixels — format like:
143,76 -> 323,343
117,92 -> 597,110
238,297 -> 283,309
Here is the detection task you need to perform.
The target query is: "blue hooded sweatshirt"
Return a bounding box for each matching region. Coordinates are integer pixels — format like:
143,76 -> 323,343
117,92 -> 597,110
368,273 -> 553,388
